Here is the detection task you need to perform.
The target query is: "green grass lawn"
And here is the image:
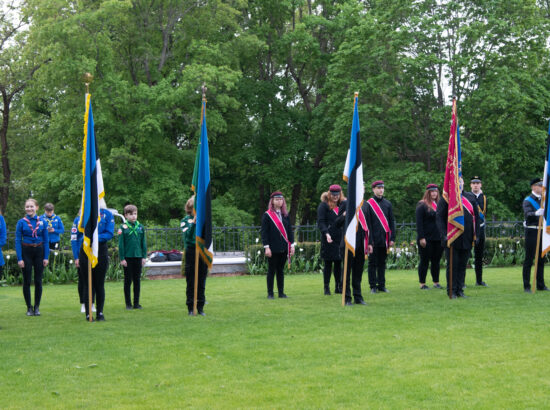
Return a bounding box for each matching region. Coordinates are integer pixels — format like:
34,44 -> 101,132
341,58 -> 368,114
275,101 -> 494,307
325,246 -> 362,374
1,268 -> 550,409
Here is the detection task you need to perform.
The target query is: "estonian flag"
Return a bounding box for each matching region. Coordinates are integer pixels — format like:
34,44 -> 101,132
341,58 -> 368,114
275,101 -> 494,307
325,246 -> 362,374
193,98 -> 213,268
541,121 -> 550,256
442,99 -> 464,246
78,94 -> 105,268
343,93 -> 364,255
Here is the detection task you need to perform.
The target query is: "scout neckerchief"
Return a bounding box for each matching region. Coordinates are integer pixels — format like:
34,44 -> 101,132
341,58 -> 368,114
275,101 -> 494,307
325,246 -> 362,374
44,213 -> 56,229
23,215 -> 40,238
525,195 -> 540,211
266,209 -> 292,266
357,207 -> 369,255
367,198 -> 391,249
126,221 -> 141,236
462,196 -> 476,240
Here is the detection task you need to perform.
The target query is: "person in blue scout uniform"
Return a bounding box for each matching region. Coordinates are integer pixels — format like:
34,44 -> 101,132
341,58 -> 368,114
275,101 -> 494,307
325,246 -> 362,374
261,191 -> 295,299
470,177 -> 488,287
415,184 -> 443,290
79,207 -> 115,321
436,178 -> 480,298
522,177 -> 549,293
181,196 -> 207,315
71,212 -> 96,313
0,213 -> 6,280
118,204 -> 147,310
365,180 -> 396,293
317,184 -> 346,295
40,203 -> 65,251
15,199 -> 49,316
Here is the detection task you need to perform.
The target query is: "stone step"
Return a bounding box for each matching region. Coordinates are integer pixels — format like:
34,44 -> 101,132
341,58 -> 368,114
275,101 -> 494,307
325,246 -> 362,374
145,256 -> 248,279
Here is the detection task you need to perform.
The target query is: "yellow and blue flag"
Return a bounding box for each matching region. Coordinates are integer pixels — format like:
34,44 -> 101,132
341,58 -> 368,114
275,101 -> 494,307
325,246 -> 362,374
541,121 -> 550,256
78,94 -> 105,267
194,98 -> 213,268
343,92 -> 365,255
442,99 -> 464,246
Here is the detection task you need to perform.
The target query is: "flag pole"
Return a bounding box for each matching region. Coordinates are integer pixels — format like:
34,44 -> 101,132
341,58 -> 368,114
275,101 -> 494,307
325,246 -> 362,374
448,245 -> 453,299
193,241 -> 199,315
83,73 -> 94,322
341,250 -> 348,306
532,211 -> 544,294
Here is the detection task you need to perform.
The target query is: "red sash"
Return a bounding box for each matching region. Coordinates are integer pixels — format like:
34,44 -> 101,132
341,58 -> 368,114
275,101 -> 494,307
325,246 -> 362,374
266,209 -> 292,265
332,206 -> 339,216
367,198 -> 391,248
357,208 -> 369,255
462,196 -> 476,239
430,202 -> 437,211
24,217 -> 41,238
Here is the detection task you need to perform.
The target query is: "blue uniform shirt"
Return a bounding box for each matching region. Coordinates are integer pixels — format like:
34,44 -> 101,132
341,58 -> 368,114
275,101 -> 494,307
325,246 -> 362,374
40,213 -> 65,244
15,214 -> 50,261
70,209 -> 114,260
0,215 -> 6,266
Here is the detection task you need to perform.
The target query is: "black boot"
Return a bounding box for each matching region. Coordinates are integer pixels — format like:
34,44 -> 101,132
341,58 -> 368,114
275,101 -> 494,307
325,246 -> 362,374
324,285 -> 331,295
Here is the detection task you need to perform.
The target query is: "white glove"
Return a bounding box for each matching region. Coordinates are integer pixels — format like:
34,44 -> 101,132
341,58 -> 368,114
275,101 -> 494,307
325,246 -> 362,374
535,208 -> 544,216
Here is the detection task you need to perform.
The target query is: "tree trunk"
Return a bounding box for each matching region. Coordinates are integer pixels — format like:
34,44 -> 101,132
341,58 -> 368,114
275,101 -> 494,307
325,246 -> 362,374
0,91 -> 12,214
288,183 -> 301,226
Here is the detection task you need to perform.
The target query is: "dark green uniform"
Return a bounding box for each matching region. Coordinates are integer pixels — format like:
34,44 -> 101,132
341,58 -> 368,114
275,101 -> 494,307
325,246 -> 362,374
181,215 -> 207,314
118,221 -> 147,308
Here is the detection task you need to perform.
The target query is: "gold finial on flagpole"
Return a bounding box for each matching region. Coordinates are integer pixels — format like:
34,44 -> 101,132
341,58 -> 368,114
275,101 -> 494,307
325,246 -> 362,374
83,73 -> 94,94
202,83 -> 207,101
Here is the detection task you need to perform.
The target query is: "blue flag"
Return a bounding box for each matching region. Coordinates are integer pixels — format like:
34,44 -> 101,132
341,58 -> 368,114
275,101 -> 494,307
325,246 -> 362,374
194,99 -> 213,267
78,94 -> 105,268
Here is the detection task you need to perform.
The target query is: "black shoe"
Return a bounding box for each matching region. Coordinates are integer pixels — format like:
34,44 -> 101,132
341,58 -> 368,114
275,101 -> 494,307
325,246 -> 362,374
278,293 -> 288,298
126,305 -> 133,310
324,287 -> 331,296
198,310 -> 206,316
457,292 -> 468,298
370,288 -> 377,294
537,286 -> 550,291
188,311 -> 194,316
476,281 -> 488,287
420,285 -> 429,290
26,307 -> 34,316
267,294 -> 274,299
85,315 -> 95,322
524,288 -> 533,294
378,287 -> 389,293
133,304 -> 143,309
96,313 -> 105,321
335,288 -> 342,294
33,306 -> 40,316
433,283 -> 443,289
355,299 -> 367,305
345,301 -> 353,306
462,285 -> 467,289
450,294 -> 458,299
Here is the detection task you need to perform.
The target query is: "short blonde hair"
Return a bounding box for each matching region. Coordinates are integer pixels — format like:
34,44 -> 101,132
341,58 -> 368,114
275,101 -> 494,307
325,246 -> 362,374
185,196 -> 194,215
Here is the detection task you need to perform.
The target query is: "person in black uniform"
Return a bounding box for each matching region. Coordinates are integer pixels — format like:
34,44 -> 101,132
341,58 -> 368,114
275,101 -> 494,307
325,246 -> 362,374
338,196 -> 368,305
470,177 -> 488,286
415,184 -> 443,289
522,177 -> 549,293
80,208 -> 115,321
365,180 -> 396,293
317,184 -> 346,295
436,179 -> 480,298
261,191 -> 295,299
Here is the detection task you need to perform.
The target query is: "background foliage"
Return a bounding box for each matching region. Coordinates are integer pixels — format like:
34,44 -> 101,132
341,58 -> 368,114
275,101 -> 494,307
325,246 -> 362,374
1,0 -> 549,228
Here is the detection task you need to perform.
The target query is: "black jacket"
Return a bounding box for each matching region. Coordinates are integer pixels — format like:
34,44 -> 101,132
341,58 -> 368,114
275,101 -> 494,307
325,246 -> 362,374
415,202 -> 441,242
261,211 -> 294,254
436,192 -> 480,250
471,191 -> 487,236
365,196 -> 396,247
523,193 -> 541,226
317,201 -> 343,260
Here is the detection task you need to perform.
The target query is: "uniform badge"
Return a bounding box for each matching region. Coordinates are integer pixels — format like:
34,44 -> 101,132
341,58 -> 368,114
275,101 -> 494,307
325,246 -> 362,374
180,222 -> 185,227
182,227 -> 188,232
122,224 -> 128,229
117,229 -> 122,235
71,227 -> 77,233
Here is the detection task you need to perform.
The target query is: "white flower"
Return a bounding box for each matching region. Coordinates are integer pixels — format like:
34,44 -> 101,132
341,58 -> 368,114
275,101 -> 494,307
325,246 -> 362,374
6,254 -> 10,260
255,238 -> 259,243
69,260 -> 73,264
499,244 -> 503,249
516,241 -> 520,244
396,253 -> 401,258
257,250 -> 261,255
300,248 -> 304,252
54,252 -> 59,256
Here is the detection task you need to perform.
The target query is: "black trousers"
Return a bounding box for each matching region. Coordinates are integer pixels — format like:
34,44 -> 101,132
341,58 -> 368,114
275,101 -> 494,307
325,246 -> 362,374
124,257 -> 142,306
474,233 -> 485,283
185,247 -> 207,311
49,242 -> 60,251
344,249 -> 365,303
522,228 -> 545,290
80,242 -> 108,316
368,246 -> 388,290
445,247 -> 469,295
323,259 -> 342,291
21,245 -> 44,308
418,240 -> 443,283
267,252 -> 287,296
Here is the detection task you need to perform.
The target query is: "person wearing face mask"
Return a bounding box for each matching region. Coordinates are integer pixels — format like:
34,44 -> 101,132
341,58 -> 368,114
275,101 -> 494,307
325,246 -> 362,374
317,185 -> 346,295
15,199 -> 50,316
522,177 -> 549,293
365,180 -> 396,294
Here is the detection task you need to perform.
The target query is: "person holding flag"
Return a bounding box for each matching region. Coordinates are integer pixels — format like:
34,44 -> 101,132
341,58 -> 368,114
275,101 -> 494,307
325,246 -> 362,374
436,99 -> 479,299
365,180 -> 396,293
470,177 -> 488,287
261,191 -> 295,299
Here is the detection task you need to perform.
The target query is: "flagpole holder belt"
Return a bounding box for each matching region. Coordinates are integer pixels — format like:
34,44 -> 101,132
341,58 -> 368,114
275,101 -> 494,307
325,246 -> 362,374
22,242 -> 43,247
525,226 -> 540,230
